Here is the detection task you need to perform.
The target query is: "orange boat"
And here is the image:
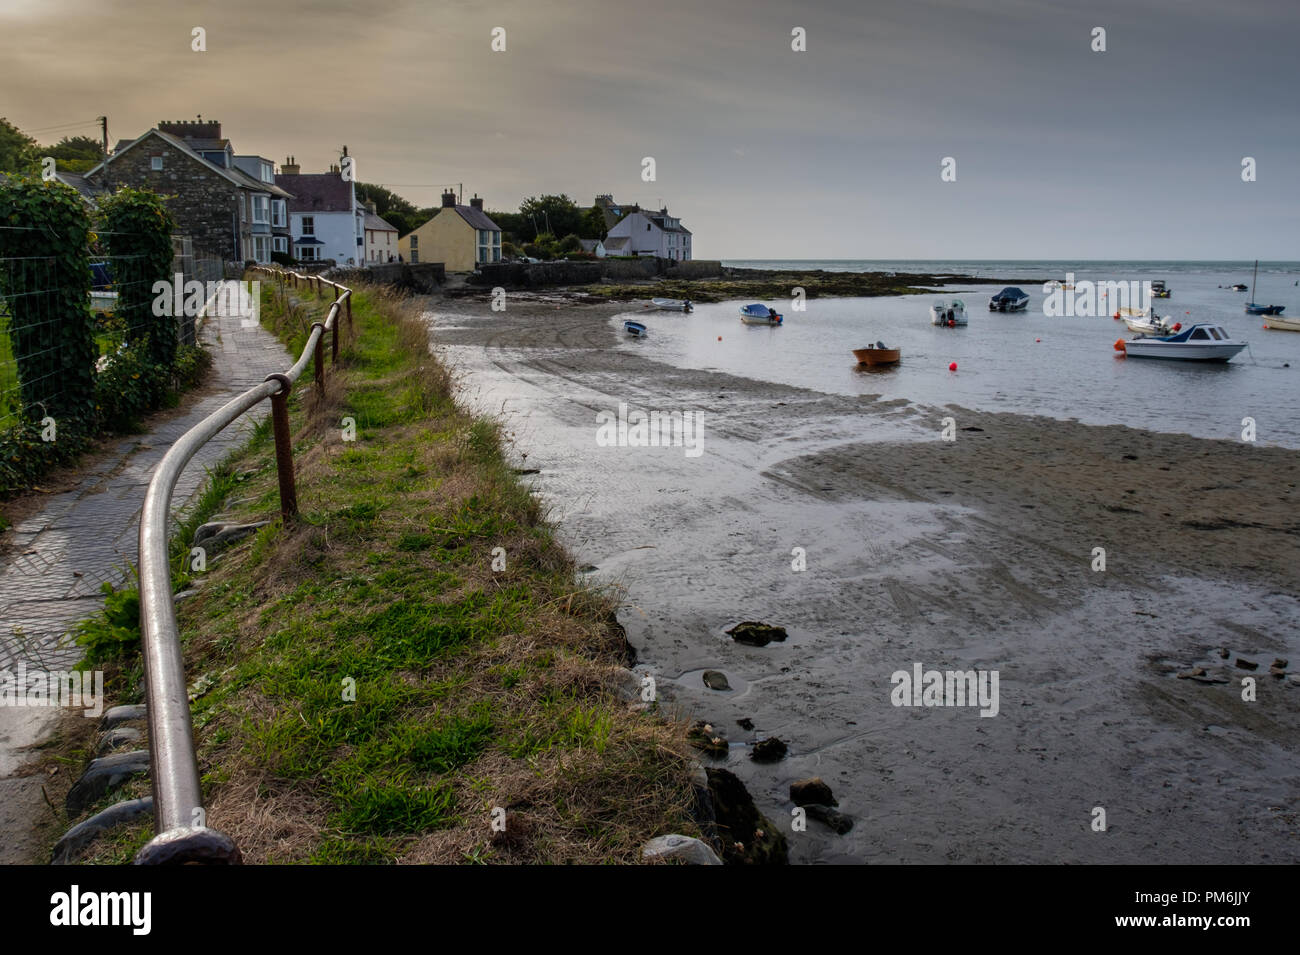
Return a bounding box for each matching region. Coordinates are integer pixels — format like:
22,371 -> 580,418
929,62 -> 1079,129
853,344 -> 901,366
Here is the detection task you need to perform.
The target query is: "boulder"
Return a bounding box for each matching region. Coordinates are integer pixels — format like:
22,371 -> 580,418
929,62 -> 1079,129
726,621 -> 788,646
702,670 -> 731,691
705,768 -> 788,865
66,750 -> 151,815
790,777 -> 837,807
804,803 -> 854,834
100,704 -> 146,730
642,834 -> 723,865
751,737 -> 788,763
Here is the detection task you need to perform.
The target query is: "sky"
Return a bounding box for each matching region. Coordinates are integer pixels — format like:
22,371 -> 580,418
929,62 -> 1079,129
1,0 -> 1296,259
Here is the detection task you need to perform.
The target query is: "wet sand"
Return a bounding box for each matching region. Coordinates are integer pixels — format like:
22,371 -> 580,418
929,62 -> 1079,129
428,295 -> 1300,864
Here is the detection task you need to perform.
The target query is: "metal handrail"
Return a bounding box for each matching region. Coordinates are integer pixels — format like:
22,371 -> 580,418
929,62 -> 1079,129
134,267 -> 351,864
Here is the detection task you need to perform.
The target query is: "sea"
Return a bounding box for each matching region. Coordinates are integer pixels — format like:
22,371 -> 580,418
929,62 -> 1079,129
616,259 -> 1300,448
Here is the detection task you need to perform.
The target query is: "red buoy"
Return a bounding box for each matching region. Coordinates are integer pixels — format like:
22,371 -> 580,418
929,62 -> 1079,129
1113,339 -> 1126,352
1035,338 -> 1041,342
948,361 -> 958,371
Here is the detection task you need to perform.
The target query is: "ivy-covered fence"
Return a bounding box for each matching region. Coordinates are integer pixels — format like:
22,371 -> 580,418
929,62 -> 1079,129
0,180 -> 207,497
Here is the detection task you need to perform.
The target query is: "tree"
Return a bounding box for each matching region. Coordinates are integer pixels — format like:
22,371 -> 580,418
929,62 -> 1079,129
579,205 -> 607,240
355,183 -> 426,236
45,135 -> 103,161
557,233 -> 582,253
486,209 -> 529,243
519,195 -> 582,242
0,118 -> 37,173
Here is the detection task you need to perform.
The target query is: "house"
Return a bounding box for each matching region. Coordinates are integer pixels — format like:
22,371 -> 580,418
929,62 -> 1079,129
85,118 -> 293,263
593,194 -> 639,232
398,191 -> 501,271
232,154 -> 291,259
361,200 -> 399,263
603,206 -> 692,260
579,239 -> 606,258
276,156 -> 362,265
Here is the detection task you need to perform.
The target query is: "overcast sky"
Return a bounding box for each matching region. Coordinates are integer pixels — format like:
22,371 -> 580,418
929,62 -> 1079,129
2,0 -> 1296,259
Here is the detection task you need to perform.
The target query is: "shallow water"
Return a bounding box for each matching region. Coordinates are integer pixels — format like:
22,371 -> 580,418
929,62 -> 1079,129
620,269 -> 1300,447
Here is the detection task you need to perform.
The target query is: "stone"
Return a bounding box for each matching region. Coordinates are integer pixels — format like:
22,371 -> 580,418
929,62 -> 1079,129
790,777 -> 837,807
610,667 -> 642,703
804,803 -> 854,834
1272,658 -> 1289,669
100,704 -> 147,730
1177,668 -> 1206,679
736,718 -> 754,731
726,621 -> 788,646
1217,648 -> 1230,659
65,750 -> 151,815
641,834 -> 723,865
751,737 -> 788,763
705,768 -> 788,865
1235,658 -> 1258,671
52,797 -> 154,864
96,727 -> 143,755
687,721 -> 729,757
702,670 -> 731,691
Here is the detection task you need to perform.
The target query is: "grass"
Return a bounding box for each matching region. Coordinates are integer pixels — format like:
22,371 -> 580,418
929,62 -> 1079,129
49,274 -> 697,864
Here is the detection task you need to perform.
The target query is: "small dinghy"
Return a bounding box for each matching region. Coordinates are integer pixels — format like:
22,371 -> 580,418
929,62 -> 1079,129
1117,307 -> 1178,337
1150,280 -> 1171,298
988,287 -> 1029,312
1230,284 -> 1248,292
1115,323 -> 1246,362
739,304 -> 783,325
1243,260 -> 1284,315
624,320 -> 647,338
1262,314 -> 1300,332
930,299 -> 968,326
853,341 -> 901,366
651,297 -> 692,312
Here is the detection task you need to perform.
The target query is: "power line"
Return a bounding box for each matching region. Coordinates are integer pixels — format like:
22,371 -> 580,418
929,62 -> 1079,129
21,118 -> 102,136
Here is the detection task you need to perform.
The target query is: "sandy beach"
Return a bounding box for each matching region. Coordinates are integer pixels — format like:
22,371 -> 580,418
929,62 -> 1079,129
429,293 -> 1300,864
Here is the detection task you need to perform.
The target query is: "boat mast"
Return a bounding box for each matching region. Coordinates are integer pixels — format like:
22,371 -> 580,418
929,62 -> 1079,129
1251,259 -> 1258,300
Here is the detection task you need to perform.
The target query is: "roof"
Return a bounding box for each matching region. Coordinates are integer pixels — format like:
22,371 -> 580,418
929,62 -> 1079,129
603,236 -> 630,251
364,211 -> 398,233
184,138 -> 231,152
646,212 -> 691,235
293,236 -> 324,245
227,165 -> 293,198
278,173 -> 354,213
54,171 -> 104,203
86,128 -> 270,193
447,205 -> 500,231
579,239 -> 602,252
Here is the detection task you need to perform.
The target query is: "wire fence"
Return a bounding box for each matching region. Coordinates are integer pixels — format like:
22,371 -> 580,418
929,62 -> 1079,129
0,232 -> 224,432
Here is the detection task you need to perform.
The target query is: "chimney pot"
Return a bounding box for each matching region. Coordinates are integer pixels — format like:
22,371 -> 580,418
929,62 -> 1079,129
441,190 -> 457,208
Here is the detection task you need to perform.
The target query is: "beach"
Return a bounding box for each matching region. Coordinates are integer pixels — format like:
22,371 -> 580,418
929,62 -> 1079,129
428,292 -> 1300,864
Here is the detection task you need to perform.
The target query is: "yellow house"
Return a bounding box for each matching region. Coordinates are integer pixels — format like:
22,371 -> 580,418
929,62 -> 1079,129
399,190 -> 501,271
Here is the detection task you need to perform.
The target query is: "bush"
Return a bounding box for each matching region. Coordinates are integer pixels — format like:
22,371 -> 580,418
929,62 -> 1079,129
73,580 -> 141,668
172,343 -> 212,390
94,340 -> 167,432
271,251 -> 296,266
557,234 -> 582,253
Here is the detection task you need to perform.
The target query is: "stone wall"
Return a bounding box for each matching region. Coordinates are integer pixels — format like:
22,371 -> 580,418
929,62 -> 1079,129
333,261 -> 445,291
602,257 -> 661,279
89,138 -> 248,261
666,259 -> 723,279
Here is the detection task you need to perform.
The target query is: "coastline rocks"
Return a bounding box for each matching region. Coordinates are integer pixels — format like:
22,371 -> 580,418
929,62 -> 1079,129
736,718 -> 754,731
96,727 -> 143,755
100,704 -> 147,730
65,750 -> 151,815
1235,658 -> 1258,671
702,670 -> 731,691
790,777 -> 837,807
687,721 -> 729,757
192,520 -> 270,551
642,834 -> 723,865
726,621 -> 788,646
804,804 -> 854,835
705,768 -> 789,865
751,737 -> 788,763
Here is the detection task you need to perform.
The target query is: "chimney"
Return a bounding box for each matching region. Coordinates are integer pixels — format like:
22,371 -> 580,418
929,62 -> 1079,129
281,155 -> 300,175
365,199 -> 377,214
441,189 -> 457,208
157,117 -> 222,141
469,194 -> 483,211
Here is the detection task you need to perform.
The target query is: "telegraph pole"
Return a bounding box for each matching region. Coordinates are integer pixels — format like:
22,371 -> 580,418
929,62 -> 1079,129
99,116 -> 108,156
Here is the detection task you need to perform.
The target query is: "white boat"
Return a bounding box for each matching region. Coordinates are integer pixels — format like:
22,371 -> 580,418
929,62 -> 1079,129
1118,323 -> 1246,362
1118,307 -> 1178,337
930,299 -> 968,326
1262,314 -> 1300,332
651,297 -> 692,312
739,303 -> 783,325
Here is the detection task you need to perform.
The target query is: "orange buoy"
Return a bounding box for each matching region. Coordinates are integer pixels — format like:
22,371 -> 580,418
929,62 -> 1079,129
1113,311 -> 1120,320
948,361 -> 958,371
717,336 -> 722,341
1113,339 -> 1126,352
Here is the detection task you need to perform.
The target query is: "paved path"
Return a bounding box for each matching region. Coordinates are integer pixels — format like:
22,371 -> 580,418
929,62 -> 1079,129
0,282 -> 289,861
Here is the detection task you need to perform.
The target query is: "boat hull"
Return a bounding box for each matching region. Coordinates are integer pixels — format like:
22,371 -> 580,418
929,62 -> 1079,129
853,348 -> 900,365
624,321 -> 647,337
1263,315 -> 1300,331
651,298 -> 691,312
1245,303 -> 1285,316
739,304 -> 782,325
1123,342 -> 1245,361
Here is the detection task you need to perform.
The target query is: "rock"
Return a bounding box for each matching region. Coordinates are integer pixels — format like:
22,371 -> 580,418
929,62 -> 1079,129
687,721 -> 729,757
726,621 -> 788,646
751,737 -> 788,763
1269,666 -> 1286,678
1217,648 -> 1230,659
52,797 -> 154,864
641,834 -> 723,865
1190,673 -> 1230,685
790,777 -> 837,807
804,803 -> 854,834
736,718 -> 754,731
702,670 -> 731,691
192,520 -> 269,551
96,727 -> 143,755
100,704 -> 146,730
609,667 -> 642,703
1273,658 -> 1289,669
65,750 -> 151,815
1235,658 -> 1259,671
705,768 -> 789,865
173,588 -> 199,604
1177,667 -> 1206,679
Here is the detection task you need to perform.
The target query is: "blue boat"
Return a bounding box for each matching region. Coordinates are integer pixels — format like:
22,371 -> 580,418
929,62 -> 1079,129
1244,260 -> 1284,316
739,304 -> 783,325
624,320 -> 647,337
988,287 -> 1029,312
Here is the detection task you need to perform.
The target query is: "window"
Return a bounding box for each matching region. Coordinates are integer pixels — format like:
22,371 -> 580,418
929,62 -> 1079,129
273,236 -> 288,253
240,196 -> 246,222
298,245 -> 319,261
260,161 -> 274,183
1190,328 -> 1209,340
252,235 -> 271,263
252,195 -> 270,225
272,200 -> 286,228
301,216 -> 315,236
150,155 -> 163,171
409,234 -> 418,248
477,229 -> 499,264
646,223 -> 651,231
410,250 -> 419,264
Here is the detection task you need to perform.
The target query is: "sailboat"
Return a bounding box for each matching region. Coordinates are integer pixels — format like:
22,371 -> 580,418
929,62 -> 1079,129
1244,260 -> 1285,316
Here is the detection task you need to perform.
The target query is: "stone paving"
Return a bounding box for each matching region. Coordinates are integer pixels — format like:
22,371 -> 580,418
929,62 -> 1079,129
0,282 -> 291,860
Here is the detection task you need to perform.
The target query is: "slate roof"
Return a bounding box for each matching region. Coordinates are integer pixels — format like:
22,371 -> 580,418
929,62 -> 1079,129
364,211 -> 398,232
278,173 -> 354,213
87,128 -> 282,196
447,204 -> 500,232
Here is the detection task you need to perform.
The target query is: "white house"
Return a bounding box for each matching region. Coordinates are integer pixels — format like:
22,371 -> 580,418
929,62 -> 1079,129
362,201 -> 399,263
579,239 -> 606,258
603,206 -> 692,260
276,157 -> 362,264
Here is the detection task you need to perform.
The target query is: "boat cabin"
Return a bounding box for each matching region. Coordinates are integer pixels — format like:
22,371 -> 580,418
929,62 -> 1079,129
1156,323 -> 1233,342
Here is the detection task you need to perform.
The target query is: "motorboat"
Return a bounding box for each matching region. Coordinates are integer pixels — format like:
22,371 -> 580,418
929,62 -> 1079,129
1116,323 -> 1246,362
852,342 -> 901,366
930,299 -> 968,326
624,320 -> 647,337
1262,314 -> 1300,332
1230,284 -> 1248,292
1150,280 -> 1171,298
988,287 -> 1029,311
1243,260 -> 1283,315
739,303 -> 783,325
651,297 -> 692,312
1117,307 -> 1179,336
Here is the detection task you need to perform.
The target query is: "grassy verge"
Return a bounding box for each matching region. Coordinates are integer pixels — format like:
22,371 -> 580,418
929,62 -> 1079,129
54,276 -> 698,864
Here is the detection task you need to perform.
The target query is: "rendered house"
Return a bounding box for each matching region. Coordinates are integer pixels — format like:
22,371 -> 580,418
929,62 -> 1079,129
277,157 -> 362,265
85,119 -> 292,263
232,154 -> 291,259
362,200 -> 399,263
398,191 -> 501,271
603,206 -> 692,260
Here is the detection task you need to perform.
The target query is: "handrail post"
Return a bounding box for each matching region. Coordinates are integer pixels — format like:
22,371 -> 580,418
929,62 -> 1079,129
312,322 -> 325,392
265,373 -> 298,520
345,291 -> 352,329
332,314 -> 339,363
